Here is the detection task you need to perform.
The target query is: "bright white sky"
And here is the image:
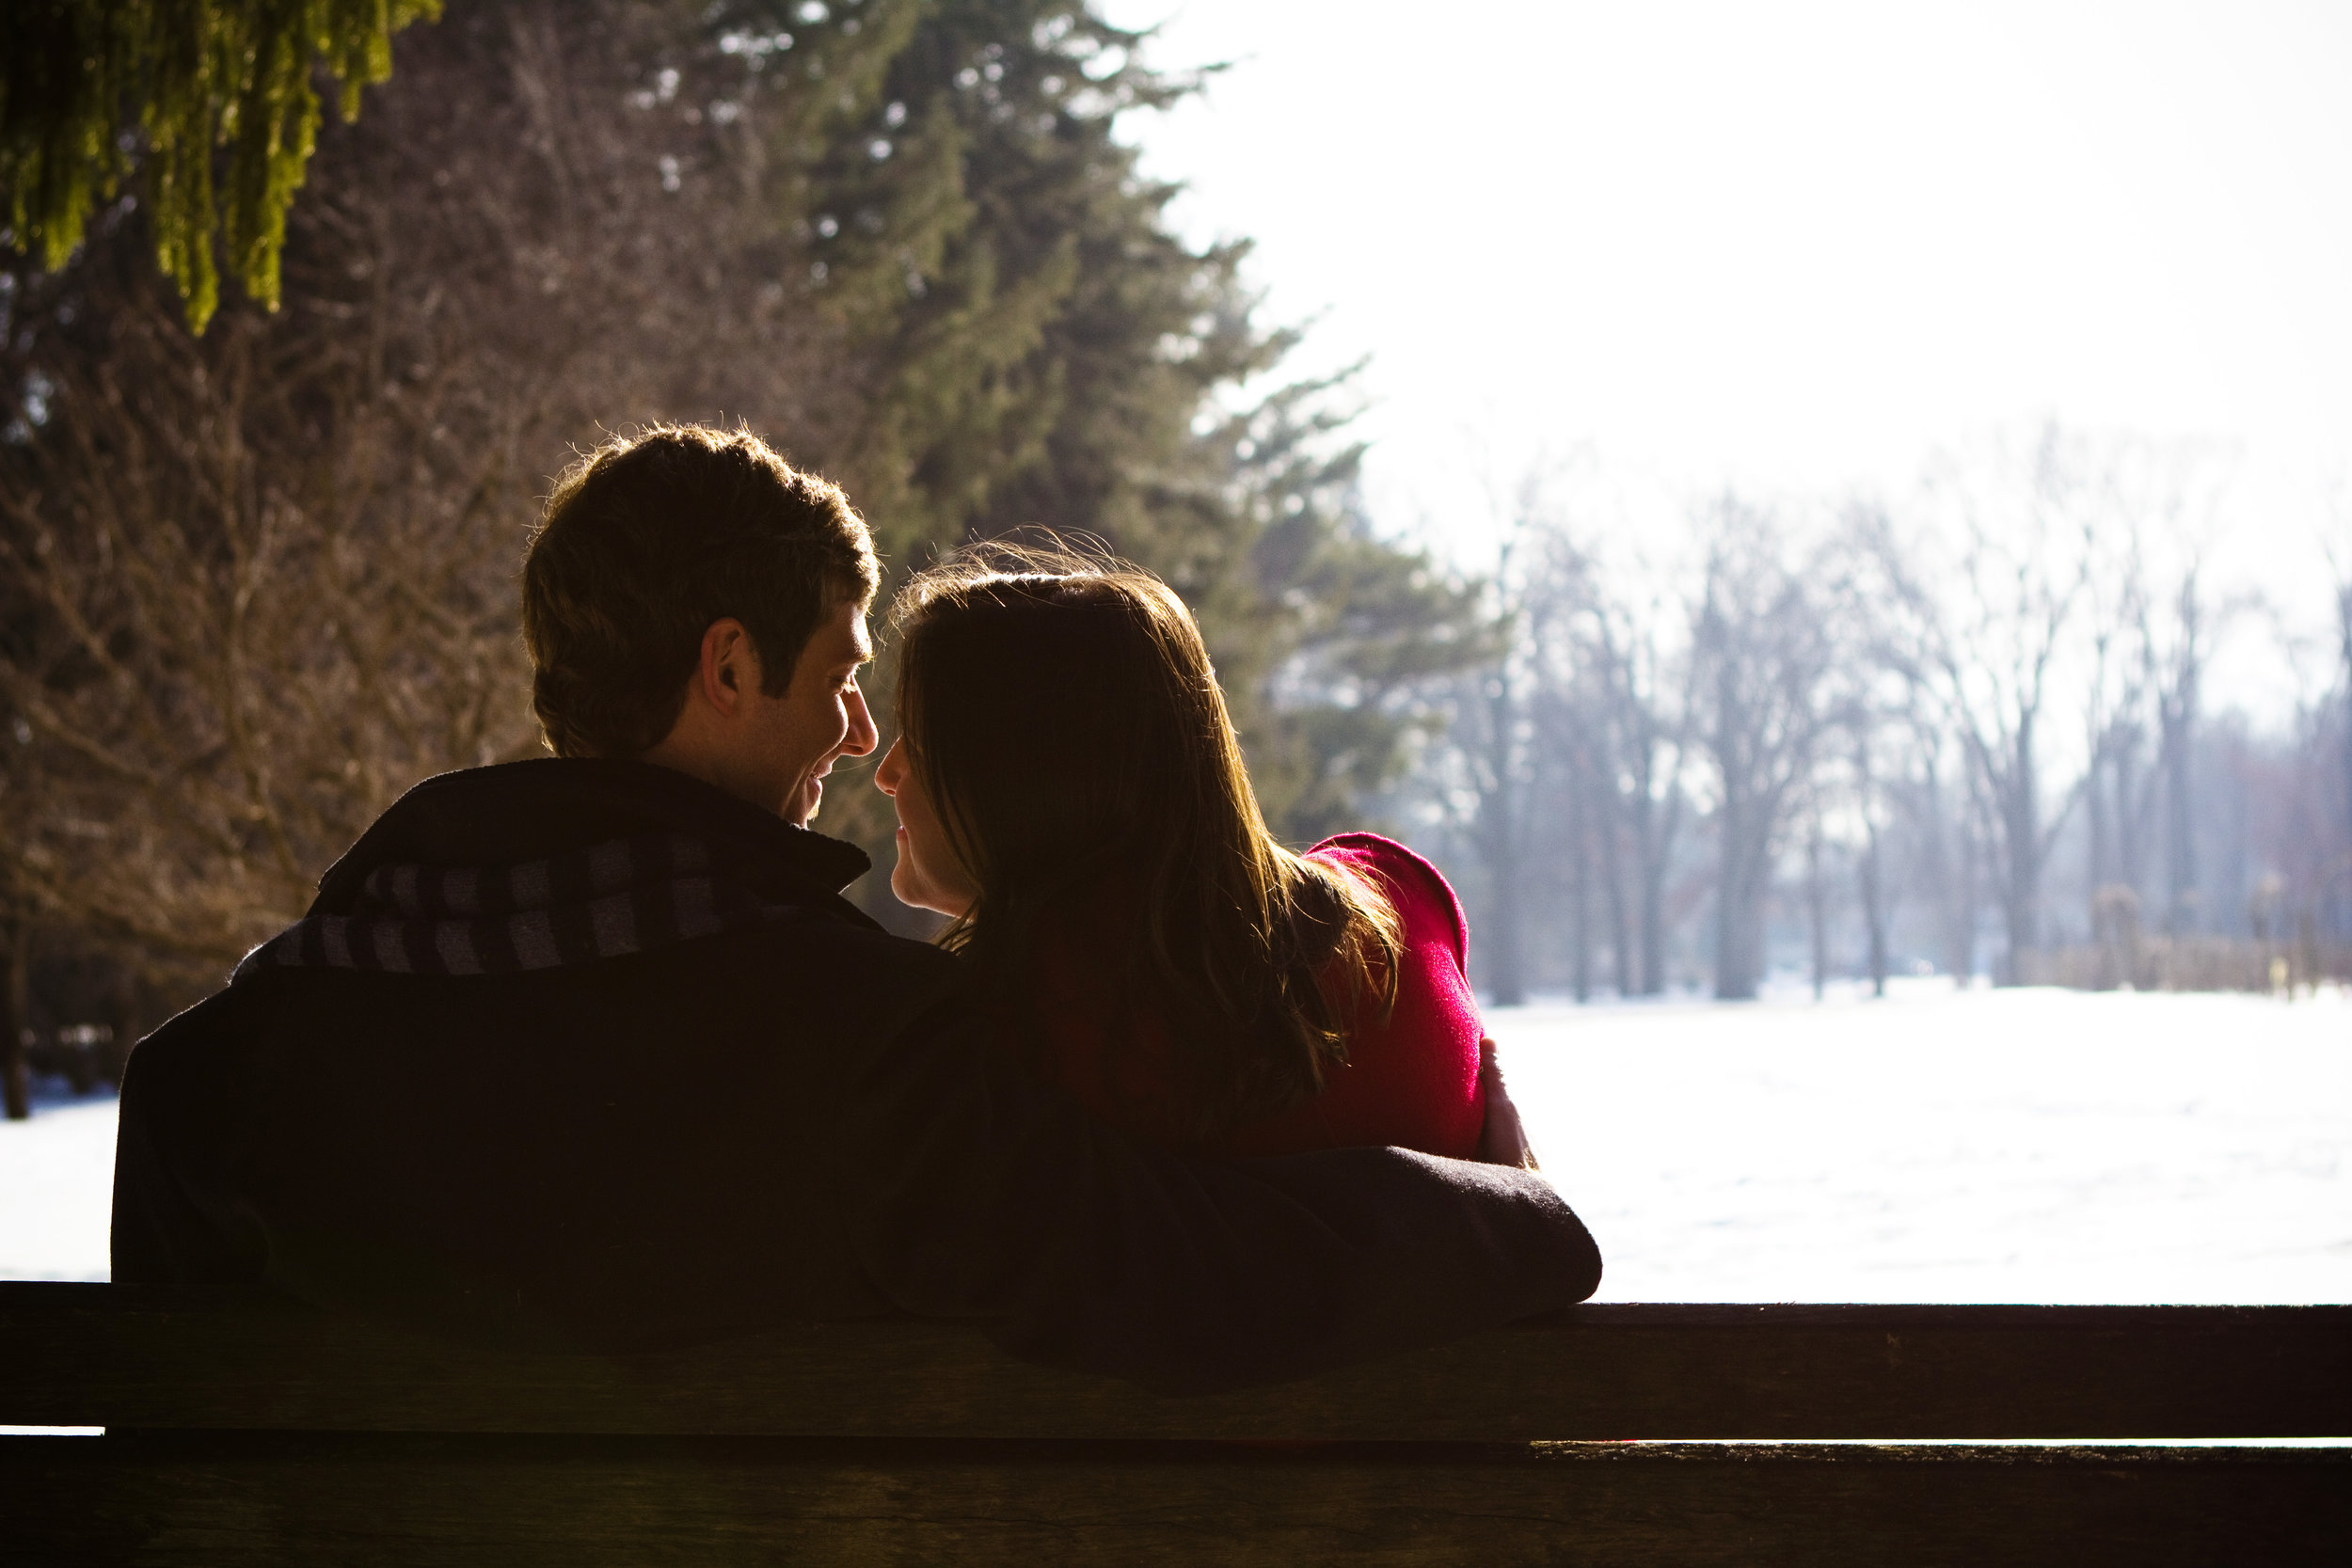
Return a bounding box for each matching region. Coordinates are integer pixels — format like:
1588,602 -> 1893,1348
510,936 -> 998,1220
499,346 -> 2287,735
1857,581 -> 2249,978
1099,0 -> 2352,698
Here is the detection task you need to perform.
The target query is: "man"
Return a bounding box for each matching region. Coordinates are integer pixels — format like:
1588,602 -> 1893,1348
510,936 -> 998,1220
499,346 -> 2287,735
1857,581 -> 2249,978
112,424 -> 1599,1392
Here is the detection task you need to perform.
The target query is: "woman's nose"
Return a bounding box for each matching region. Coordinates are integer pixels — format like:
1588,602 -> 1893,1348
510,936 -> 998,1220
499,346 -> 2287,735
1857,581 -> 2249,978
874,736 -> 902,795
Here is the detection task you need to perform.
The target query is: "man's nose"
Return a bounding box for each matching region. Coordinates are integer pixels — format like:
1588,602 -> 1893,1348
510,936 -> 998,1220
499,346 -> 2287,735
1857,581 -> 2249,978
842,684 -> 880,758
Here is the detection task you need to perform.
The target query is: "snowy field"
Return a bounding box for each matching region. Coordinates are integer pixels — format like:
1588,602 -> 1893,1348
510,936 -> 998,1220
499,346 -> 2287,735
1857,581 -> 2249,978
1,1080 -> 121,1283
2,982 -> 2346,1302
1501,979 -> 2351,1304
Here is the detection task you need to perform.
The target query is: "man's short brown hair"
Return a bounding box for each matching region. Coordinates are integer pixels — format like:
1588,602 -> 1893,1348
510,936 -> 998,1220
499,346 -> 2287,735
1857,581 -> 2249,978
522,424 -> 880,758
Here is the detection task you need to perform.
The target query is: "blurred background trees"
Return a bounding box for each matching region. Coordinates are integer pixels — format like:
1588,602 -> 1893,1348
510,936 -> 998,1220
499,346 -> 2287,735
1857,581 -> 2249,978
0,0 -> 1486,1107
1401,436 -> 2351,1004
2,4 -> 2347,1115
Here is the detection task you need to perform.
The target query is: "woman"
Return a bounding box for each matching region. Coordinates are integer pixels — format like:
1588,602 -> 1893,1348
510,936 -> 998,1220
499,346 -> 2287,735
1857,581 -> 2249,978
873,546 -> 1533,1164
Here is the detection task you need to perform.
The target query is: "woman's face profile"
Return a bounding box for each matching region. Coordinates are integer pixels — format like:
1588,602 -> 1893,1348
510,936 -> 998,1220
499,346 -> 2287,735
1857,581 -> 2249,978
873,736 -> 978,916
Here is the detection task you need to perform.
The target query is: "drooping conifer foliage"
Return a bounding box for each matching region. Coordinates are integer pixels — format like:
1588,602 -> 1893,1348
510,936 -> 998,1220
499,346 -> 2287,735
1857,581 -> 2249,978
0,0 -> 1482,1024
1,0 -> 444,330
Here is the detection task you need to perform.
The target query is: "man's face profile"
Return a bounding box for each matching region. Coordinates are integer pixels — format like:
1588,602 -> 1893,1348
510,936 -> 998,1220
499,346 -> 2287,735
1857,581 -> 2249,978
743,594 -> 875,827
645,597 -> 877,825
762,599 -> 877,826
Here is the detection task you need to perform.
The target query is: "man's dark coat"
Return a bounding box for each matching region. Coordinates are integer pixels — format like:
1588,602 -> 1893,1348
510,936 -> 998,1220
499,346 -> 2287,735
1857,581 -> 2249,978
112,760 -> 1601,1392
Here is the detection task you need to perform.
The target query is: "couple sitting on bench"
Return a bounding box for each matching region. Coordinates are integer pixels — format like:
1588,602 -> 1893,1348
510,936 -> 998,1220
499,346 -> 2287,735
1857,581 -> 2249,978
109,422 -> 1600,1392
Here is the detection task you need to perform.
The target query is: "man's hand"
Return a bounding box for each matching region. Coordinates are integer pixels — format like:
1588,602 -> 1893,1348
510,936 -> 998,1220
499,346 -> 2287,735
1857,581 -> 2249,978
1476,1035 -> 1541,1171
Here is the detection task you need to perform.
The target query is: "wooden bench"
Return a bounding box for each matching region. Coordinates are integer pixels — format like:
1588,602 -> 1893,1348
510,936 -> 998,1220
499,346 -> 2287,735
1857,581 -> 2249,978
3,1283 -> 2345,1564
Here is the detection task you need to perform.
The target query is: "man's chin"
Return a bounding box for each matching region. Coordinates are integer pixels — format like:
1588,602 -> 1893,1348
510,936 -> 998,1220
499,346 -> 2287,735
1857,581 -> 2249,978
789,777 -> 822,827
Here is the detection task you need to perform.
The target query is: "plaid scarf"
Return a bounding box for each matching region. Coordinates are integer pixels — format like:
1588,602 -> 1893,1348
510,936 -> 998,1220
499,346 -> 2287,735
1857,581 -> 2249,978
235,832 -> 808,981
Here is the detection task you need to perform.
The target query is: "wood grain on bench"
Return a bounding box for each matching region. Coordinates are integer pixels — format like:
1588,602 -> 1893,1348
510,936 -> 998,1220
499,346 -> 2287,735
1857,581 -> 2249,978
4,1284 -> 2345,1440
3,1284 -> 2345,1565
8,1432 -> 2346,1567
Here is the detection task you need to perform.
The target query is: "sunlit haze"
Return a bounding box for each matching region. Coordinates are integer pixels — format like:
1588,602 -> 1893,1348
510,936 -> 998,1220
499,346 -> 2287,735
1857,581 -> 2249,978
1103,1 -> 2352,703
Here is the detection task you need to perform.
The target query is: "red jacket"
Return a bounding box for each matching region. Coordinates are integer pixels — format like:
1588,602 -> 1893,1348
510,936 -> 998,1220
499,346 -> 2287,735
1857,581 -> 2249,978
1035,832 -> 1487,1159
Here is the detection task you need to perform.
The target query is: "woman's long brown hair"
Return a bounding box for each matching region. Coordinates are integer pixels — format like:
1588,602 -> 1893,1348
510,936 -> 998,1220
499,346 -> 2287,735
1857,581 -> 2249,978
891,544 -> 1401,1146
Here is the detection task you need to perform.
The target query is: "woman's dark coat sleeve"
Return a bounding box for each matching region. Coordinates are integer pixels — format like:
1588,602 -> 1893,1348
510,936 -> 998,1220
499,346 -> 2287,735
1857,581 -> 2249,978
836,998 -> 1603,1394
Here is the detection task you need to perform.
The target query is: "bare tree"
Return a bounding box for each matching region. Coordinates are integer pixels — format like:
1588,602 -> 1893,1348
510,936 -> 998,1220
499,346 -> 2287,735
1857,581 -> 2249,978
2339,554 -> 2352,907
1510,498 -> 1693,1001
2070,442 -> 2233,960
2122,449 -> 2232,937
2324,522 -> 2352,937
1439,483 -> 1549,1006
1851,726 -> 1893,997
0,280 -> 540,980
1802,800 -> 1831,1001
1689,496 -> 1834,1001
1468,641 -> 1539,1006
1401,437 -> 2339,1001
1866,429 -> 2094,984
0,6 -> 884,987
1524,546 -> 1611,1000
1901,718 -> 1982,986
2079,518 -> 2143,942
2146,563 -> 2208,935
1585,569 -> 1692,995
1822,678 -> 1904,999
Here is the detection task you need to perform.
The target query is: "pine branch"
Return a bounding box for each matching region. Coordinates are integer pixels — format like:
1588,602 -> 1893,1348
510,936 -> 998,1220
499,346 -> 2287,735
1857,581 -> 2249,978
1,0 -> 442,332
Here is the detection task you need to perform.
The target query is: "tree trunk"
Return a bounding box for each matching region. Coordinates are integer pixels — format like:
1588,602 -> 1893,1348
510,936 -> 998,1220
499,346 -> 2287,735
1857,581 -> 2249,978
1478,676 -> 1528,1007
1597,776 -> 1632,999
1805,825 -> 1828,1002
1947,816 -> 1978,988
1598,817 -> 1630,1000
1,915 -> 27,1120
2162,703 -> 2198,937
1569,789 -> 1593,1006
1711,889 -> 1745,1001
2338,579 -> 2352,943
2220,737 -> 2251,939
1635,795 -> 1673,996
2340,582 -> 2352,942
1859,820 -> 1888,998
1999,858 -> 2037,986
2085,743 -> 2108,942
1639,859 -> 1668,995
1713,791 -> 1765,1002
2114,734 -> 2150,905
105,967 -> 141,1088
1484,846 -> 1527,1006
1995,727 -> 2042,987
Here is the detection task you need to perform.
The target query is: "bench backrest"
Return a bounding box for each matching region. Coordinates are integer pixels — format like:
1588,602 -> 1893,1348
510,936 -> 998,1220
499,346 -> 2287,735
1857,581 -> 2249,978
6,1285 -> 2346,1439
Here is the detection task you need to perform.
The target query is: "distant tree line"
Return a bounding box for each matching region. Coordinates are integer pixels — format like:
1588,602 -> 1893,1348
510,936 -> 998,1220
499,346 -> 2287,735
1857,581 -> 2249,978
0,0 -> 1480,1112
4,5 -> 2343,1122
1395,428 -> 2352,1005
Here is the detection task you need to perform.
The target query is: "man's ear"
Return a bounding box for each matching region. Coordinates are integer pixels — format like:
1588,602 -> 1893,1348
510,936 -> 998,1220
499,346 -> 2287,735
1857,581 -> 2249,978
696,619 -> 758,717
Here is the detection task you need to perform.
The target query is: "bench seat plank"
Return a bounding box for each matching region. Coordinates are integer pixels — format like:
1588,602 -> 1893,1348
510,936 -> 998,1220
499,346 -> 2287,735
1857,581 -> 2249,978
4,1285 -> 2345,1441
4,1433 -> 2345,1567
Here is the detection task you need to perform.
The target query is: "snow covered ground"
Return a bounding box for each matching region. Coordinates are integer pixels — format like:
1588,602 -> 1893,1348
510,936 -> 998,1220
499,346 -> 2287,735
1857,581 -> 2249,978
0,1083 -> 121,1283
2,981 -> 2345,1301
1500,979 -> 2351,1304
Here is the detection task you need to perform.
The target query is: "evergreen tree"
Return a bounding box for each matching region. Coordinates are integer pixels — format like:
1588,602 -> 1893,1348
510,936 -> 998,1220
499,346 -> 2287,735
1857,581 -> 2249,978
791,0 -> 1489,847
0,0 -> 1490,983
1207,370 -> 1494,843
2,0 -> 443,330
